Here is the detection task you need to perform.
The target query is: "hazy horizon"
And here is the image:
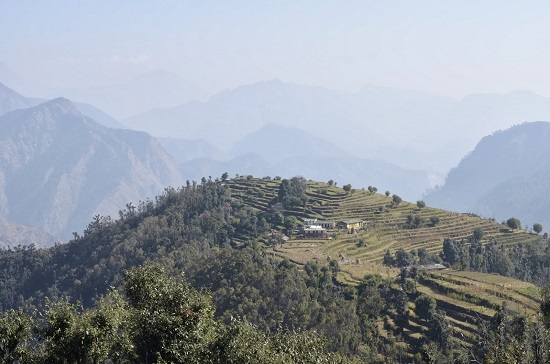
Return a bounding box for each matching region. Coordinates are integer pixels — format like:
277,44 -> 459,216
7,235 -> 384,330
2,1 -> 550,99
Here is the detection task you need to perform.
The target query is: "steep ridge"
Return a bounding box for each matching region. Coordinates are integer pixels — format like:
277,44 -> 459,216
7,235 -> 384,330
425,121 -> 550,228
0,98 -> 183,239
0,82 -> 33,116
1,82 -> 124,128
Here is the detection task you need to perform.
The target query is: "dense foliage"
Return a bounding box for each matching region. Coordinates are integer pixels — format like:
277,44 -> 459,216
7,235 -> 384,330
437,235 -> 550,286
2,177 -> 550,362
0,179 -> 380,360
0,265 -> 353,363
383,226 -> 550,287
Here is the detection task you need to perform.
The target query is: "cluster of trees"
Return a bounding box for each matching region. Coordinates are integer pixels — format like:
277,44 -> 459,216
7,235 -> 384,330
384,225 -> 550,285
276,176 -> 308,208
0,265 -> 351,363
383,247 -> 440,268
438,234 -> 550,283
403,214 -> 440,230
505,217 -> 543,234
471,300 -> 550,363
405,214 -> 425,229
392,194 -> 402,206
506,217 -> 522,230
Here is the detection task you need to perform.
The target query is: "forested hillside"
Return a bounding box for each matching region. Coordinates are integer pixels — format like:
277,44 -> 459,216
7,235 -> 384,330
1,176 -> 550,362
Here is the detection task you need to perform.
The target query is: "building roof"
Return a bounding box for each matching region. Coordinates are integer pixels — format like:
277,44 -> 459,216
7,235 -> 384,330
340,219 -> 364,224
304,226 -> 327,231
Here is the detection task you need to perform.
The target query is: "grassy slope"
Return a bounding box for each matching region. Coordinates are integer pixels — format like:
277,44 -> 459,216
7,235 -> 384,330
227,177 -> 543,349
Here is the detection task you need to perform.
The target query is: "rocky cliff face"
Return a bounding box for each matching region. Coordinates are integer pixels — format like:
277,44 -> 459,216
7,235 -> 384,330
0,98 -> 183,239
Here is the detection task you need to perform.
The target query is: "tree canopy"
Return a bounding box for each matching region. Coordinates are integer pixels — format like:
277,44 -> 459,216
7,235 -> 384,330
506,217 -> 521,230
0,265 -> 353,363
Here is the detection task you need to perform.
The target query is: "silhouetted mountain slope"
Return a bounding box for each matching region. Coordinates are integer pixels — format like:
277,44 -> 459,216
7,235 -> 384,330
425,121 -> 550,228
181,154 -> 272,182
27,98 -> 125,129
0,98 -> 183,239
474,171 -> 550,229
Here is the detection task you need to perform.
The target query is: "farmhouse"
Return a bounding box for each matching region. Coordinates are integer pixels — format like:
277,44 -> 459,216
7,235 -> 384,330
301,218 -> 335,238
317,221 -> 336,229
303,225 -> 328,238
338,219 -> 366,232
303,218 -> 335,229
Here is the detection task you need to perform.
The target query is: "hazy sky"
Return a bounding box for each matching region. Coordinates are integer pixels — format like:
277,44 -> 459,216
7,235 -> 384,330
2,1 -> 550,97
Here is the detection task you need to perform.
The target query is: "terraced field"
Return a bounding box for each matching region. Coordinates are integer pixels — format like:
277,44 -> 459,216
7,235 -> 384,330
227,178 -> 542,269
227,177 -> 543,348
415,270 -> 541,346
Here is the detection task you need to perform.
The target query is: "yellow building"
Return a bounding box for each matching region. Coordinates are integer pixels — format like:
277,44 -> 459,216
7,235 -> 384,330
338,219 -> 365,232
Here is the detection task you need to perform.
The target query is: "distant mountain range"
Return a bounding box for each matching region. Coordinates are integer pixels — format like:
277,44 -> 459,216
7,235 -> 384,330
179,123 -> 438,201
123,79 -> 370,151
8,72 -> 550,174
2,77 -> 550,242
425,121 -> 550,231
0,97 -> 183,241
122,80 -> 550,173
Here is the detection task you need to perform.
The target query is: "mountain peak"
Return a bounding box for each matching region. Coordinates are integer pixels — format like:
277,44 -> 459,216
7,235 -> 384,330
43,96 -> 77,108
35,97 -> 83,118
